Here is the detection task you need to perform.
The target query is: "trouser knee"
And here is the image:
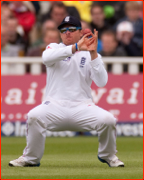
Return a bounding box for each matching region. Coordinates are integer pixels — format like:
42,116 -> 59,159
27,110 -> 38,125
103,113 -> 117,127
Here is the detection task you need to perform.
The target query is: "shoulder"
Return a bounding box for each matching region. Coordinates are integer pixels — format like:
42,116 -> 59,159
45,43 -> 59,49
45,43 -> 64,49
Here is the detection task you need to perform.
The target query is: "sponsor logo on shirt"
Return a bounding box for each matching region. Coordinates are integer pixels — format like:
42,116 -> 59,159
46,46 -> 52,49
80,57 -> 86,68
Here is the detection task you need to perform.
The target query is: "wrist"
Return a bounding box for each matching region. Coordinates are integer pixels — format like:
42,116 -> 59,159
75,43 -> 79,51
90,50 -> 97,54
72,44 -> 76,54
90,51 -> 98,60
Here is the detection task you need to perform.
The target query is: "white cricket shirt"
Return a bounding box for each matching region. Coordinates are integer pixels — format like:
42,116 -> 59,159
42,43 -> 108,102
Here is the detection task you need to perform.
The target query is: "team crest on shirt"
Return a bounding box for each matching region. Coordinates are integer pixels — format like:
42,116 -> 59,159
80,57 -> 86,68
44,101 -> 50,105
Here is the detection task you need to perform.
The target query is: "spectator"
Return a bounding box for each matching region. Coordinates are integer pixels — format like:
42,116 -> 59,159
27,30 -> 60,57
27,30 -> 60,73
114,1 -> 143,56
90,3 -> 110,38
1,25 -> 20,57
41,1 -> 80,23
7,18 -> 26,55
9,1 -> 36,36
8,1 -> 36,53
95,1 -> 126,25
50,2 -> 68,25
41,2 -> 68,26
1,6 -> 14,24
99,30 -> 127,72
116,21 -> 142,56
99,30 -> 127,56
42,19 -> 57,34
31,19 -> 58,47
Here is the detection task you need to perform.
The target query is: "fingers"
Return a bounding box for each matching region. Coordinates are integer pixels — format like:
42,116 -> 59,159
83,32 -> 93,39
83,30 -> 98,40
87,37 -> 95,45
87,36 -> 97,46
93,29 -> 98,38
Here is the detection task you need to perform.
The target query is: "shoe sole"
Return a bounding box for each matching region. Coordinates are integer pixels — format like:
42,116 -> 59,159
98,156 -> 124,167
9,162 -> 40,167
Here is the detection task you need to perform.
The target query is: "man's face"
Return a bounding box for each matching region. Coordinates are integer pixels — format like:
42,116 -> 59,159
60,24 -> 83,46
43,31 -> 60,45
51,7 -> 67,26
1,8 -> 13,22
101,34 -> 117,55
91,7 -> 105,25
7,18 -> 18,34
42,20 -> 57,33
126,9 -> 140,21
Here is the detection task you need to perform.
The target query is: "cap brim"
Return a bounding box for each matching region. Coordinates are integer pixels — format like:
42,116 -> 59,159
58,22 -> 79,30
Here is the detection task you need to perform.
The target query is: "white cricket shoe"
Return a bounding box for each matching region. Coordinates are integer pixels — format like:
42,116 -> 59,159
9,156 -> 40,167
98,155 -> 124,167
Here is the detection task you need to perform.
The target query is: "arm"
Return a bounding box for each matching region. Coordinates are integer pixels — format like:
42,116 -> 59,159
42,34 -> 97,67
90,54 -> 108,87
42,43 -> 73,66
88,29 -> 108,87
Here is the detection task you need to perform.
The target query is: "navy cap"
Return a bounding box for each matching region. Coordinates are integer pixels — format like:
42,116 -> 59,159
58,16 -> 81,30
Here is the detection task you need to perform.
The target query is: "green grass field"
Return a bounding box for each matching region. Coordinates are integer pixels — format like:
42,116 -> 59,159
1,137 -> 143,179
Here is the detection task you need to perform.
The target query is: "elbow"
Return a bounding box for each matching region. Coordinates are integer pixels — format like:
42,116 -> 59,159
99,80 -> 107,87
42,51 -> 48,65
97,75 -> 108,88
97,82 -> 107,88
101,72 -> 108,87
42,51 -> 52,66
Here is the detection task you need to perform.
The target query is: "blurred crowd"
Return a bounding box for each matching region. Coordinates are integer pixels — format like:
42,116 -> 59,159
1,1 -> 143,64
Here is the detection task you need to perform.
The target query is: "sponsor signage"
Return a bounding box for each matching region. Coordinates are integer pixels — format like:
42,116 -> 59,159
91,74 -> 143,122
1,74 -> 143,136
1,122 -> 143,137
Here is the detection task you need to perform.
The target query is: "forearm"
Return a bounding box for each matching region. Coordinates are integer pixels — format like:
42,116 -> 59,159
72,44 -> 77,54
90,55 -> 108,87
90,50 -> 98,60
42,44 -> 73,66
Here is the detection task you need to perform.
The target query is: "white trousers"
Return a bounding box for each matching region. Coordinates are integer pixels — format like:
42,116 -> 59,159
23,99 -> 117,164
